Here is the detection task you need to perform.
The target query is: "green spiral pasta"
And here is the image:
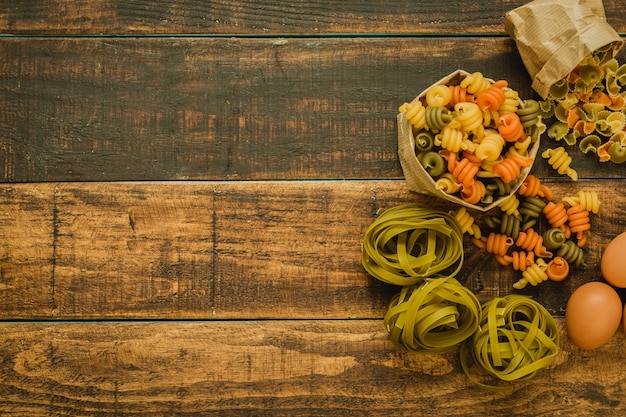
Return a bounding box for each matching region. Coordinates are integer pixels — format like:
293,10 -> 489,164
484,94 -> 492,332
460,294 -> 559,391
361,203 -> 464,286
542,228 -> 567,251
384,277 -> 481,354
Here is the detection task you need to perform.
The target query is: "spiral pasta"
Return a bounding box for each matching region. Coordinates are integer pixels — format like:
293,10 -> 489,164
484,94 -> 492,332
515,228 -> 552,258
543,201 -> 568,229
476,80 -> 507,112
546,256 -> 569,282
448,85 -> 474,107
542,147 -> 578,180
473,232 -> 514,257
496,250 -> 534,271
361,203 -> 465,286
562,190 -> 600,214
513,258 -> 549,289
498,112 -> 525,142
455,102 -> 484,135
450,207 -> 481,238
460,71 -> 491,95
399,97 -> 427,130
518,174 -> 553,200
493,155 -> 533,183
425,84 -> 453,107
556,240 -> 586,268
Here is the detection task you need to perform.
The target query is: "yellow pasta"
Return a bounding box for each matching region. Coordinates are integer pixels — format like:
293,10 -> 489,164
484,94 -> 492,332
542,147 -> 578,180
475,131 -> 505,162
450,207 -> 482,238
454,102 -> 484,135
513,258 -> 548,289
562,190 -> 601,214
435,172 -> 462,194
460,71 -> 491,95
399,97 -> 428,130
425,84 -> 453,107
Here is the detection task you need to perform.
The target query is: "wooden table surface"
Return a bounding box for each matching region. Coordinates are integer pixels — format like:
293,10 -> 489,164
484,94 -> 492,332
2,1 -> 626,415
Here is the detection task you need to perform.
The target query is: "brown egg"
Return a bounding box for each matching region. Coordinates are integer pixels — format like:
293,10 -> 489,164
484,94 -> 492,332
601,231 -> 626,288
565,282 -> 622,350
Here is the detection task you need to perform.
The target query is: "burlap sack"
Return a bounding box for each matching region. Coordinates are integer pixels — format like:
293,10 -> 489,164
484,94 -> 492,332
505,0 -> 623,99
397,70 -> 540,212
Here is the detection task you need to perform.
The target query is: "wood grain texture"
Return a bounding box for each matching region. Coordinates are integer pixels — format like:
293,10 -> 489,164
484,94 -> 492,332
2,180 -> 625,319
1,37 -> 626,183
0,320 -> 624,416
0,0 -> 625,35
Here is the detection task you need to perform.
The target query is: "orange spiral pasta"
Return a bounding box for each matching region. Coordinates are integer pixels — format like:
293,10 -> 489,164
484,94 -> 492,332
448,85 -> 474,107
513,258 -> 548,289
498,112 -> 525,142
461,180 -> 486,205
567,206 -> 591,233
543,201 -> 568,229
518,174 -> 553,200
546,256 -> 569,282
496,250 -> 534,271
452,157 -> 480,188
492,155 -> 533,183
515,228 -> 552,258
474,232 -> 514,256
476,80 -> 507,112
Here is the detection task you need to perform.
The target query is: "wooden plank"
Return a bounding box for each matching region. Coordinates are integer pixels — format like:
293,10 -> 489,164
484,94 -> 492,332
1,179 -> 624,319
1,36 -> 625,183
0,184 -> 55,315
0,0 -> 626,35
0,320 -> 624,416
1,0 -> 625,35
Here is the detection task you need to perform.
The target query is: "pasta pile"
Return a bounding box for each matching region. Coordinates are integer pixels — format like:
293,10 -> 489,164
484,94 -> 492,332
384,277 -> 481,354
361,202 -> 560,390
399,71 -> 543,207
472,175 -> 601,289
540,45 -> 626,165
460,294 -> 559,391
361,203 -> 464,286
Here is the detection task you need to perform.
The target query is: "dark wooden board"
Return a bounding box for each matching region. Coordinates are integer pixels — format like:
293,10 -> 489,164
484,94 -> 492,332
1,37 -> 626,183
0,320 -> 624,416
0,0 -> 625,35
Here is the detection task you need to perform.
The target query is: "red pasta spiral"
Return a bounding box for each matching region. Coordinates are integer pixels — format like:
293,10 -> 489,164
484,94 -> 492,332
474,232 -> 514,256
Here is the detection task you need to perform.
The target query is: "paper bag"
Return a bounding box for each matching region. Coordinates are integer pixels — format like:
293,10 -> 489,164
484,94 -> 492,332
397,70 -> 540,212
505,0 -> 623,99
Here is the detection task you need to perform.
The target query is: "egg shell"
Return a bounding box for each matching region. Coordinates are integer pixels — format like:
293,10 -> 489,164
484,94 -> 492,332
601,231 -> 626,288
565,282 -> 622,350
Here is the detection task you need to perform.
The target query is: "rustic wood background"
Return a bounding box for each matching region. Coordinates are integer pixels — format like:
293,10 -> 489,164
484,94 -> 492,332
1,1 -> 626,415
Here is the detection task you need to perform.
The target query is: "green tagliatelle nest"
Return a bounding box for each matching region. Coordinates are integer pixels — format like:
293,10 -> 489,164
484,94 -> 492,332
384,277 -> 481,354
460,294 -> 560,391
361,203 -> 464,286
